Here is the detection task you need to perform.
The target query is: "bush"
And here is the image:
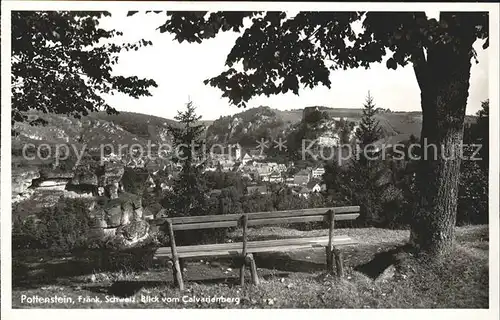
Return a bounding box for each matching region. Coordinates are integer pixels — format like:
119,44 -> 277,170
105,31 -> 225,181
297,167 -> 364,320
12,216 -> 45,250
13,197 -> 94,252
457,159 -> 488,225
121,167 -> 147,195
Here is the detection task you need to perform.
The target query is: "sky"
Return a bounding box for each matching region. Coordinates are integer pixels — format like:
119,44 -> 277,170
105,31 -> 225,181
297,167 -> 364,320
98,11 -> 489,121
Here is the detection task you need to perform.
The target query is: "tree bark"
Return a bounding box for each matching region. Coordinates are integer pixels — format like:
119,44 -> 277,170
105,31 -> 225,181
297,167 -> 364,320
409,16 -> 476,258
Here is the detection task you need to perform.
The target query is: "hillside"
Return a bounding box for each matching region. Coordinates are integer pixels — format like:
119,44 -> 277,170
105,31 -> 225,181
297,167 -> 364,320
12,107 -> 478,161
206,106 -> 426,150
12,110 -> 213,155
205,106 -> 296,147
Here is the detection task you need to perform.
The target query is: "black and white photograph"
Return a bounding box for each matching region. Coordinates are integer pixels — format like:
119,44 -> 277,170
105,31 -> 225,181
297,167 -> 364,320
1,0 -> 498,315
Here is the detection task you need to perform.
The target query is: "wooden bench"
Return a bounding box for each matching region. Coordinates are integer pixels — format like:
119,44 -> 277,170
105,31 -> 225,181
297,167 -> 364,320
152,206 -> 360,290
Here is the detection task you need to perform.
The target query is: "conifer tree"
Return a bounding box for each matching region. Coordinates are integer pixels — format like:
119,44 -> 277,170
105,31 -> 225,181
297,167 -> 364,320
163,100 -> 208,217
355,91 -> 383,150
348,92 -> 386,225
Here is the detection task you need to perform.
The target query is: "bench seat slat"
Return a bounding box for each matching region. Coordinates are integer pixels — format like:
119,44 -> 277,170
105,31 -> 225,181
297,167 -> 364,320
155,235 -> 358,258
170,213 -> 360,231
151,206 -> 360,227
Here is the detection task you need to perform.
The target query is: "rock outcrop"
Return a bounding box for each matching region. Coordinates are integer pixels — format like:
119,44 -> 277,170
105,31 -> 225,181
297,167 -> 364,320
12,168 -> 41,203
88,193 -> 154,249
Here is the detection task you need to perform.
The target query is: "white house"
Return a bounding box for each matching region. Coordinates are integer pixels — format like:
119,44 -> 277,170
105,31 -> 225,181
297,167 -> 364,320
307,182 -> 322,193
311,167 -> 325,179
242,153 -> 252,165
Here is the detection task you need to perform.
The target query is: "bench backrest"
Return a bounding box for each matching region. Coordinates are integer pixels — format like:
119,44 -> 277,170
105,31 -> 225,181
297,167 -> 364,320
154,206 -> 360,231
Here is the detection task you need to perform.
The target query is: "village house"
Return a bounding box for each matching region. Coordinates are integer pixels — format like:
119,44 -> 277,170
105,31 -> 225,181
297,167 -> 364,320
292,186 -> 310,198
260,172 -> 271,182
285,177 -> 296,186
307,181 -> 322,193
311,167 -> 325,179
249,149 -> 266,160
267,162 -> 278,170
269,171 -> 283,183
293,169 -> 311,185
241,153 -> 252,165
145,174 -> 156,191
277,164 -> 287,172
160,181 -> 173,191
241,172 -> 253,181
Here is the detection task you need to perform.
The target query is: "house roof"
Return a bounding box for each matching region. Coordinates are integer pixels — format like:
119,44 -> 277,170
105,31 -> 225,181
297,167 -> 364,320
312,166 -> 325,171
249,149 -> 264,156
295,169 -> 310,176
307,181 -> 320,189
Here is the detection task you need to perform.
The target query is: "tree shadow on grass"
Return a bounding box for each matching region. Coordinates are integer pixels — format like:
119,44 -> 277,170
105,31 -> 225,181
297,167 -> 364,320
12,250 -> 156,290
252,252 -> 326,273
354,244 -> 413,280
84,272 -> 290,298
13,257 -> 101,290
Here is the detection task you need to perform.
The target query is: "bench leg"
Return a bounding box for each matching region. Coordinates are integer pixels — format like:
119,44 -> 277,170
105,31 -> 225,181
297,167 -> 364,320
239,256 -> 246,286
172,257 -> 184,290
333,247 -> 344,278
325,247 -> 334,275
245,254 -> 260,286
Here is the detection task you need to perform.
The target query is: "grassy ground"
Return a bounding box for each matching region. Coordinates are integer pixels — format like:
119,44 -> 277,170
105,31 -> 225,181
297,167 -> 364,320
11,225 -> 489,309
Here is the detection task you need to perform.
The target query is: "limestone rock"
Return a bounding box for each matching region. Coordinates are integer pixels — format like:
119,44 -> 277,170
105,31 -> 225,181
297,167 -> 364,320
12,168 -> 40,200
71,170 -> 99,186
106,182 -> 119,199
133,207 -> 144,221
100,162 -> 125,186
105,205 -> 123,227
117,220 -> 150,243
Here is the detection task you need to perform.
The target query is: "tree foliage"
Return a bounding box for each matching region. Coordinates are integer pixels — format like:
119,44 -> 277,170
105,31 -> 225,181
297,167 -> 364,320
129,11 -> 488,107
12,198 -> 94,251
12,11 -> 158,129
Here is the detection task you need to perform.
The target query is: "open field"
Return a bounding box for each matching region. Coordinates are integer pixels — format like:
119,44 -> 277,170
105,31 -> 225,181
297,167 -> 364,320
12,225 -> 488,309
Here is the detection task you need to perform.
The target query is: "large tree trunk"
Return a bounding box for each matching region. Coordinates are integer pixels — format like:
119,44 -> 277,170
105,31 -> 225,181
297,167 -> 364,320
409,15 -> 476,257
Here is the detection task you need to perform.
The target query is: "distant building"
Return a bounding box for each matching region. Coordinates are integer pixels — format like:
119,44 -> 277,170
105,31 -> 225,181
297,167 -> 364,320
260,172 -> 271,182
296,186 -> 310,198
269,171 -> 283,183
160,182 -> 173,191
145,174 -> 156,190
307,181 -> 322,193
241,173 -> 253,181
247,185 -> 268,195
318,136 -> 339,147
285,177 -> 296,186
293,169 -> 311,185
235,144 -> 242,160
249,149 -> 266,160
242,153 -> 252,165
311,167 -> 325,179
277,164 -> 287,172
